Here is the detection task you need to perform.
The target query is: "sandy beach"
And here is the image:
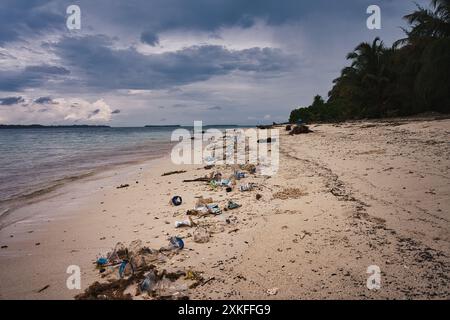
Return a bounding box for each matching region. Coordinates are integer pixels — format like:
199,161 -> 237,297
0,118 -> 449,300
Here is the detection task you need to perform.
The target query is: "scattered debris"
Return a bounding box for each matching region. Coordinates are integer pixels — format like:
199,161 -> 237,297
234,171 -> 246,180
193,227 -> 210,243
206,203 -> 222,215
76,265 -> 155,300
162,237 -> 185,251
170,196 -> 183,206
256,193 -> 263,200
257,137 -> 275,143
186,208 -> 209,217
139,268 -> 193,298
227,200 -> 241,210
195,197 -> 213,207
200,277 -> 215,286
297,231 -> 312,240
266,287 -> 279,295
175,217 -> 195,228
240,183 -> 255,192
240,164 -> 256,174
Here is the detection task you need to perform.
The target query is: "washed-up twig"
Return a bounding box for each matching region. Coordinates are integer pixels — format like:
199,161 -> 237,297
183,177 -> 210,183
37,284 -> 50,293
161,170 -> 187,176
201,277 -> 215,286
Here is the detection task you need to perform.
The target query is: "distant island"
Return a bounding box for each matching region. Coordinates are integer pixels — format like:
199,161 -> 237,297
203,125 -> 238,128
144,125 -> 180,127
0,124 -> 111,129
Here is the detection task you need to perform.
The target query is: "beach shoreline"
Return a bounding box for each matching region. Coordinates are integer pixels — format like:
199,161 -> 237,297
0,118 -> 449,300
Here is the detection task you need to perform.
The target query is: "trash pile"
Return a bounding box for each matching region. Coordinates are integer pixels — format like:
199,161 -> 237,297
94,238 -> 184,278
76,238 -> 208,300
79,130 -> 270,300
76,266 -> 204,300
171,163 -> 261,245
177,195 -> 241,244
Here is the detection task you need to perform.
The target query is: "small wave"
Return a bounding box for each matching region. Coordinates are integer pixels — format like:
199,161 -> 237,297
0,172 -> 95,218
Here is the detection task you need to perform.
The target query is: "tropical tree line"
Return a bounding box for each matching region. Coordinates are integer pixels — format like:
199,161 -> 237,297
289,0 -> 450,123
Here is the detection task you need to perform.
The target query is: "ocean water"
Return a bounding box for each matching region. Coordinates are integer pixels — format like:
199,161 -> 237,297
0,127 -> 177,214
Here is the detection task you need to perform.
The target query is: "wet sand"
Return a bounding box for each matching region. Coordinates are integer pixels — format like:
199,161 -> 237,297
0,118 -> 449,299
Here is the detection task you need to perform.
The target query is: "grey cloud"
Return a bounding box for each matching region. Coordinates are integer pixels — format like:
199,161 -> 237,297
0,0 -> 65,44
0,96 -> 25,105
0,64 -> 70,91
140,31 -> 159,46
172,104 -> 188,108
50,35 -> 295,91
25,65 -> 70,75
79,0 -> 376,37
87,108 -> 100,119
34,96 -> 55,104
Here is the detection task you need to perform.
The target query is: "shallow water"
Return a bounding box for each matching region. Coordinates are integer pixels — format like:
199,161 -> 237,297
0,127 -> 176,213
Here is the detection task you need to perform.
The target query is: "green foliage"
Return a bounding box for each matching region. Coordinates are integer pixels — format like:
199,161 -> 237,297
415,37 -> 450,113
289,0 -> 450,123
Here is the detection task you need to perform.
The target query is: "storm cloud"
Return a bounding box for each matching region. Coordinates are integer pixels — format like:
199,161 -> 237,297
0,0 -> 65,44
0,96 -> 25,105
140,31 -> 160,46
34,96 -> 56,104
49,35 -> 296,91
0,65 -> 70,91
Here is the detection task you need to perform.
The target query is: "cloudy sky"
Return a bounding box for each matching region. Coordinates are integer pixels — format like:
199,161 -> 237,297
0,0 -> 426,126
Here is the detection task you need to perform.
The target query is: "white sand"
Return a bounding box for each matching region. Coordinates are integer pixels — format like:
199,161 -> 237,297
0,118 -> 449,299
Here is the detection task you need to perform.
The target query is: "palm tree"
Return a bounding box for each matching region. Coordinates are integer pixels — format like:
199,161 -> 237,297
346,38 -> 387,80
337,38 -> 391,117
396,0 -> 450,46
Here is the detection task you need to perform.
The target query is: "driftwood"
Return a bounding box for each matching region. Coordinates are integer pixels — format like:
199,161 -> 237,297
182,177 -> 210,183
161,170 -> 187,176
